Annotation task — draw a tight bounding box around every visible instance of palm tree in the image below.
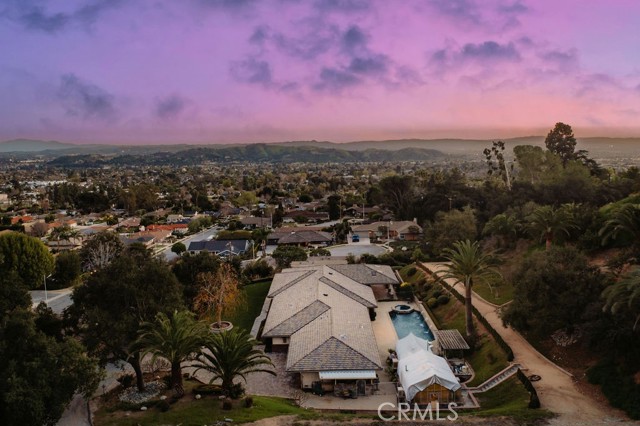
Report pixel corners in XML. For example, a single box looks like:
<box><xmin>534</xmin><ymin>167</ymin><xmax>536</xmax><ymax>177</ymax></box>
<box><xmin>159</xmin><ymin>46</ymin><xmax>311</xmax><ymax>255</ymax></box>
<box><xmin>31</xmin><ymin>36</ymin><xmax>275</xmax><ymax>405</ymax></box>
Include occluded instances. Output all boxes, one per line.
<box><xmin>134</xmin><ymin>310</ymin><xmax>209</xmax><ymax>396</ymax></box>
<box><xmin>602</xmin><ymin>267</ymin><xmax>640</xmax><ymax>331</ymax></box>
<box><xmin>439</xmin><ymin>240</ymin><xmax>499</xmax><ymax>338</ymax></box>
<box><xmin>526</xmin><ymin>205</ymin><xmax>576</xmax><ymax>251</ymax></box>
<box><xmin>482</xmin><ymin>213</ymin><xmax>520</xmax><ymax>248</ymax></box>
<box><xmin>599</xmin><ymin>204</ymin><xmax>640</xmax><ymax>249</ymax></box>
<box><xmin>193</xmin><ymin>328</ymin><xmax>275</xmax><ymax>396</ymax></box>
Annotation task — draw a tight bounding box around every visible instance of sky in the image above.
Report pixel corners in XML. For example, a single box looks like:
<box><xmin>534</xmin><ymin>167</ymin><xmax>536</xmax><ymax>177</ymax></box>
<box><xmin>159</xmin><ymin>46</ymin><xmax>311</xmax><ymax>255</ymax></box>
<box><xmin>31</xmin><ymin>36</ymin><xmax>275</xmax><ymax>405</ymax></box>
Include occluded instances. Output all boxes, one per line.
<box><xmin>1</xmin><ymin>0</ymin><xmax>640</xmax><ymax>144</ymax></box>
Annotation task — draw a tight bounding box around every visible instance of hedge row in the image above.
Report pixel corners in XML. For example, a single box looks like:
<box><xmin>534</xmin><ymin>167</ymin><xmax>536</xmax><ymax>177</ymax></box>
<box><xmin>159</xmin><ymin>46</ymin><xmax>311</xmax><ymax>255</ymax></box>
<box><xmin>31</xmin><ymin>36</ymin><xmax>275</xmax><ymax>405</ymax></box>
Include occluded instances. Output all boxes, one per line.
<box><xmin>516</xmin><ymin>369</ymin><xmax>541</xmax><ymax>409</ymax></box>
<box><xmin>416</xmin><ymin>264</ymin><xmax>515</xmax><ymax>362</ymax></box>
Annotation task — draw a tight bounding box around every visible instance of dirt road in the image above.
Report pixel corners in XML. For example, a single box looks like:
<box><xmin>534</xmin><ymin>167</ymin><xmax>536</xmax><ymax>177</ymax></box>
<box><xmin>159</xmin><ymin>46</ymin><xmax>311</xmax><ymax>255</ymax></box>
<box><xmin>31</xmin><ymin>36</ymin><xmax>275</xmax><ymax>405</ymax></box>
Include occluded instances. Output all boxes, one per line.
<box><xmin>422</xmin><ymin>263</ymin><xmax>632</xmax><ymax>426</ymax></box>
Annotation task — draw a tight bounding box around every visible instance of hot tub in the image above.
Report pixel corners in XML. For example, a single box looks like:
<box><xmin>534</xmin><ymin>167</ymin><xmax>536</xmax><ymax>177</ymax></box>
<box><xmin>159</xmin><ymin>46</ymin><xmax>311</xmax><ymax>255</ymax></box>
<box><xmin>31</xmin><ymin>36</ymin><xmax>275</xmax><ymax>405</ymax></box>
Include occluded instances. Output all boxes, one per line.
<box><xmin>393</xmin><ymin>304</ymin><xmax>414</xmax><ymax>314</ymax></box>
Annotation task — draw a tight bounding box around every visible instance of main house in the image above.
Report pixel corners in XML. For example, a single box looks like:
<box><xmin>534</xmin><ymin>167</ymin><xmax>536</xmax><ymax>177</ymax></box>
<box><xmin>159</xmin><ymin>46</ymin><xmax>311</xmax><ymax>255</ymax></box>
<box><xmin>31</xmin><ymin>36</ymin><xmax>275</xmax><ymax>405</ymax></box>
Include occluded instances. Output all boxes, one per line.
<box><xmin>260</xmin><ymin>264</ymin><xmax>399</xmax><ymax>395</ymax></box>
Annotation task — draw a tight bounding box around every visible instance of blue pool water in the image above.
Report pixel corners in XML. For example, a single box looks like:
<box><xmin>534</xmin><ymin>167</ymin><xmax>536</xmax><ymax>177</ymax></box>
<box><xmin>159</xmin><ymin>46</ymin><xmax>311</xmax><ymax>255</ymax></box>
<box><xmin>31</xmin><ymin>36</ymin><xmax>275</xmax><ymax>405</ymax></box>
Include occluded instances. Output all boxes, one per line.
<box><xmin>390</xmin><ymin>310</ymin><xmax>435</xmax><ymax>341</ymax></box>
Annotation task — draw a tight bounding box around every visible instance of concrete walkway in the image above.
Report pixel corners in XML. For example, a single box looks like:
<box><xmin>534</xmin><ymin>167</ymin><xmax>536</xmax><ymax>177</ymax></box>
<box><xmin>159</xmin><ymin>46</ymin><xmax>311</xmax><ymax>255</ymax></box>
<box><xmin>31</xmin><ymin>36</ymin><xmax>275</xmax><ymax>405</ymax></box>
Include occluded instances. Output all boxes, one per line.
<box><xmin>422</xmin><ymin>262</ymin><xmax>631</xmax><ymax>426</ymax></box>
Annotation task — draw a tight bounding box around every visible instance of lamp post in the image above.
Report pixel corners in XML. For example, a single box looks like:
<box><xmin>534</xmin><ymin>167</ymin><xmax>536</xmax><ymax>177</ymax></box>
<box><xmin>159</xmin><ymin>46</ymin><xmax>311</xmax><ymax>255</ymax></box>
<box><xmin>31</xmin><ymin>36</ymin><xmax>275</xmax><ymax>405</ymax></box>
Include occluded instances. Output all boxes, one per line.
<box><xmin>43</xmin><ymin>273</ymin><xmax>52</xmax><ymax>304</ymax></box>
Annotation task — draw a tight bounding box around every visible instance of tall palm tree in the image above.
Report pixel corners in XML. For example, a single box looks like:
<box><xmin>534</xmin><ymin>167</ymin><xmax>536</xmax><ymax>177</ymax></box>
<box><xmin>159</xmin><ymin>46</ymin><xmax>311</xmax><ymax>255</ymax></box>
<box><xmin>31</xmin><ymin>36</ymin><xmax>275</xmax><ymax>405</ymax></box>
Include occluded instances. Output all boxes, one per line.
<box><xmin>599</xmin><ymin>204</ymin><xmax>640</xmax><ymax>249</ymax></box>
<box><xmin>193</xmin><ymin>328</ymin><xmax>275</xmax><ymax>396</ymax></box>
<box><xmin>134</xmin><ymin>310</ymin><xmax>209</xmax><ymax>396</ymax></box>
<box><xmin>603</xmin><ymin>267</ymin><xmax>640</xmax><ymax>331</ymax></box>
<box><xmin>526</xmin><ymin>205</ymin><xmax>576</xmax><ymax>251</ymax></box>
<box><xmin>439</xmin><ymin>240</ymin><xmax>499</xmax><ymax>338</ymax></box>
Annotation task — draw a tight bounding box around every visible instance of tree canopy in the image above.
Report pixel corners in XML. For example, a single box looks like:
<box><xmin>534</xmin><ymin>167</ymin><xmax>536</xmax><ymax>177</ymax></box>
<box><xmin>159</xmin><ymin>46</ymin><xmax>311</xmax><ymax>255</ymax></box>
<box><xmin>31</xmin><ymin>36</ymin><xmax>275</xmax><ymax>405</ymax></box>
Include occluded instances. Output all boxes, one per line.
<box><xmin>545</xmin><ymin>122</ymin><xmax>577</xmax><ymax>167</ymax></box>
<box><xmin>68</xmin><ymin>247</ymin><xmax>184</xmax><ymax>391</ymax></box>
<box><xmin>0</xmin><ymin>232</ymin><xmax>54</xmax><ymax>289</ymax></box>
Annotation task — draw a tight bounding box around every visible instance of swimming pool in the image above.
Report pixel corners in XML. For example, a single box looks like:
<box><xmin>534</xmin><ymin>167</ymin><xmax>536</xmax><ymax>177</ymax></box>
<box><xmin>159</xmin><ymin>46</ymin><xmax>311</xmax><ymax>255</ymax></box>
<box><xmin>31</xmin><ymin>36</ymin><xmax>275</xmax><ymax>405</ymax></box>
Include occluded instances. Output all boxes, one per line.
<box><xmin>390</xmin><ymin>310</ymin><xmax>434</xmax><ymax>341</ymax></box>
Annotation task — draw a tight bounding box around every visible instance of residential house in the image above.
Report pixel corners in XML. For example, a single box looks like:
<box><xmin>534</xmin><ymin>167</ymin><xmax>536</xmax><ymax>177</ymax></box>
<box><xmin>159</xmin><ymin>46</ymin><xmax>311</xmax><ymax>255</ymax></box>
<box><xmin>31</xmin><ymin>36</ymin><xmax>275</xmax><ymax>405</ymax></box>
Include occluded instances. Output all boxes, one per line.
<box><xmin>260</xmin><ymin>264</ymin><xmax>399</xmax><ymax>395</ymax></box>
<box><xmin>352</xmin><ymin>220</ymin><xmax>423</xmax><ymax>241</ymax></box>
<box><xmin>187</xmin><ymin>239</ymin><xmax>250</xmax><ymax>257</ymax></box>
<box><xmin>267</xmin><ymin>229</ymin><xmax>332</xmax><ymax>247</ymax></box>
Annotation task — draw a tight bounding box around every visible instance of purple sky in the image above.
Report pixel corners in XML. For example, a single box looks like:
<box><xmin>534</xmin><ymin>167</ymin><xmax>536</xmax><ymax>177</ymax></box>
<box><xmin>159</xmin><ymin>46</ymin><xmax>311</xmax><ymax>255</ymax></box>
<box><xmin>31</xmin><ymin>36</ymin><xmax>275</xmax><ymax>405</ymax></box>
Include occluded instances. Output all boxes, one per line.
<box><xmin>1</xmin><ymin>0</ymin><xmax>640</xmax><ymax>144</ymax></box>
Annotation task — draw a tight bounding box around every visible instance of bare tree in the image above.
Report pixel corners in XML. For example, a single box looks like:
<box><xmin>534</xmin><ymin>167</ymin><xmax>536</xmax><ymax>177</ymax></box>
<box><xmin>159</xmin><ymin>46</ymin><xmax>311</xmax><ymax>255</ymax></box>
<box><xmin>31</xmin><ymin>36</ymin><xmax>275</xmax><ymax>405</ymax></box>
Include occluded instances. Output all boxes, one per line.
<box><xmin>193</xmin><ymin>263</ymin><xmax>244</xmax><ymax>327</ymax></box>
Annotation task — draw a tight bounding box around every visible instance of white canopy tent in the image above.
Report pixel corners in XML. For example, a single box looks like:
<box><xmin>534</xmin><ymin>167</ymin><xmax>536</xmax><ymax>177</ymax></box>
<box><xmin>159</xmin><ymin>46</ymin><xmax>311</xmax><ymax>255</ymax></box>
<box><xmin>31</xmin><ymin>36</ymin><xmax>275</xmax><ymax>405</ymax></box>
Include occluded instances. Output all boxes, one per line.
<box><xmin>396</xmin><ymin>333</ymin><xmax>461</xmax><ymax>402</ymax></box>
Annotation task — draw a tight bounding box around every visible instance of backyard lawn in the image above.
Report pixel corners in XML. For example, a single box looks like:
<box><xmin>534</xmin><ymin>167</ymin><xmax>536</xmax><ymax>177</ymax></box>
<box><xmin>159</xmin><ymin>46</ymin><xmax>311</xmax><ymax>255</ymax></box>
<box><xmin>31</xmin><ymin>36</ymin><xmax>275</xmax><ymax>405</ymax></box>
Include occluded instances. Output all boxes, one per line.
<box><xmin>95</xmin><ymin>394</ymin><xmax>309</xmax><ymax>426</ymax></box>
<box><xmin>429</xmin><ymin>293</ymin><xmax>509</xmax><ymax>387</ymax></box>
<box><xmin>472</xmin><ymin>276</ymin><xmax>514</xmax><ymax>306</ymax></box>
<box><xmin>471</xmin><ymin>377</ymin><xmax>553</xmax><ymax>422</ymax></box>
<box><xmin>226</xmin><ymin>279</ymin><xmax>271</xmax><ymax>332</ymax></box>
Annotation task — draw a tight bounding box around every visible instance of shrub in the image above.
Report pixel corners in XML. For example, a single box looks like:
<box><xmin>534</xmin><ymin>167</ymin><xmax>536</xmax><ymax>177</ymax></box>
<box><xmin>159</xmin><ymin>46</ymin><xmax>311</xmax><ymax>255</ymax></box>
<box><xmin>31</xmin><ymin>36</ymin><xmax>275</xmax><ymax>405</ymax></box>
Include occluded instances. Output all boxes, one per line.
<box><xmin>228</xmin><ymin>383</ymin><xmax>245</xmax><ymax>399</ymax></box>
<box><xmin>157</xmin><ymin>400</ymin><xmax>170</xmax><ymax>412</ymax></box>
<box><xmin>117</xmin><ymin>374</ymin><xmax>135</xmax><ymax>389</ymax></box>
<box><xmin>432</xmin><ymin>290</ymin><xmax>442</xmax><ymax>299</ymax></box>
<box><xmin>587</xmin><ymin>360</ymin><xmax>640</xmax><ymax>419</ymax></box>
<box><xmin>427</xmin><ymin>297</ymin><xmax>438</xmax><ymax>309</ymax></box>
<box><xmin>192</xmin><ymin>384</ymin><xmax>224</xmax><ymax>395</ymax></box>
<box><xmin>437</xmin><ymin>295</ymin><xmax>450</xmax><ymax>305</ymax></box>
<box><xmin>407</xmin><ymin>266</ymin><xmax>417</xmax><ymax>277</ymax></box>
<box><xmin>244</xmin><ymin>396</ymin><xmax>254</xmax><ymax>408</ymax></box>
<box><xmin>222</xmin><ymin>399</ymin><xmax>233</xmax><ymax>410</ymax></box>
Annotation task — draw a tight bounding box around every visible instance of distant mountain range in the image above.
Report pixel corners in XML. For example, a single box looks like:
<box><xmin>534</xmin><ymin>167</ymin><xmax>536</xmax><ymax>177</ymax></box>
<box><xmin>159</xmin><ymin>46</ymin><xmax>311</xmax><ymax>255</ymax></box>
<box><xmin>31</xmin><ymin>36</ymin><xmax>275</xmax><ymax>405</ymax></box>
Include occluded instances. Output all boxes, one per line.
<box><xmin>46</xmin><ymin>144</ymin><xmax>446</xmax><ymax>167</ymax></box>
<box><xmin>0</xmin><ymin>136</ymin><xmax>638</xmax><ymax>159</ymax></box>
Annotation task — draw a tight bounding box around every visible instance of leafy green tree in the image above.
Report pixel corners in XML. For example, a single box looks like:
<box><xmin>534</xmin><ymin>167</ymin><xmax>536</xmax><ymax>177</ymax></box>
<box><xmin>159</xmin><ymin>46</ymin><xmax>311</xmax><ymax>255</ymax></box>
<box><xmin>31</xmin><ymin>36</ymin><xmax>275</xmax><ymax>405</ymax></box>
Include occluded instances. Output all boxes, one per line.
<box><xmin>379</xmin><ymin>175</ymin><xmax>414</xmax><ymax>219</ymax></box>
<box><xmin>328</xmin><ymin>195</ymin><xmax>341</xmax><ymax>220</ymax></box>
<box><xmin>134</xmin><ymin>310</ymin><xmax>208</xmax><ymax>396</ymax></box>
<box><xmin>272</xmin><ymin>245</ymin><xmax>308</xmax><ymax>269</ymax></box>
<box><xmin>68</xmin><ymin>248</ymin><xmax>184</xmax><ymax>391</ymax></box>
<box><xmin>193</xmin><ymin>329</ymin><xmax>275</xmax><ymax>397</ymax></box>
<box><xmin>503</xmin><ymin>246</ymin><xmax>605</xmax><ymax>337</ymax></box>
<box><xmin>482</xmin><ymin>213</ymin><xmax>520</xmax><ymax>248</ymax></box>
<box><xmin>513</xmin><ymin>145</ymin><xmax>562</xmax><ymax>185</ymax></box>
<box><xmin>188</xmin><ymin>216</ymin><xmax>213</xmax><ymax>233</ymax></box>
<box><xmin>438</xmin><ymin>240</ymin><xmax>499</xmax><ymax>338</ymax></box>
<box><xmin>424</xmin><ymin>206</ymin><xmax>477</xmax><ymax>256</ymax></box>
<box><xmin>310</xmin><ymin>247</ymin><xmax>331</xmax><ymax>257</ymax></box>
<box><xmin>526</xmin><ymin>205</ymin><xmax>576</xmax><ymax>250</ymax></box>
<box><xmin>49</xmin><ymin>251</ymin><xmax>81</xmax><ymax>289</ymax></box>
<box><xmin>242</xmin><ymin>259</ymin><xmax>274</xmax><ymax>280</ymax></box>
<box><xmin>0</xmin><ymin>232</ymin><xmax>54</xmax><ymax>289</ymax></box>
<box><xmin>602</xmin><ymin>267</ymin><xmax>640</xmax><ymax>331</ymax></box>
<box><xmin>173</xmin><ymin>251</ymin><xmax>221</xmax><ymax>309</ymax></box>
<box><xmin>0</xmin><ymin>269</ymin><xmax>101</xmax><ymax>426</ymax></box>
<box><xmin>333</xmin><ymin>219</ymin><xmax>352</xmax><ymax>244</ymax></box>
<box><xmin>545</xmin><ymin>122</ymin><xmax>577</xmax><ymax>167</ymax></box>
<box><xmin>171</xmin><ymin>242</ymin><xmax>187</xmax><ymax>256</ymax></box>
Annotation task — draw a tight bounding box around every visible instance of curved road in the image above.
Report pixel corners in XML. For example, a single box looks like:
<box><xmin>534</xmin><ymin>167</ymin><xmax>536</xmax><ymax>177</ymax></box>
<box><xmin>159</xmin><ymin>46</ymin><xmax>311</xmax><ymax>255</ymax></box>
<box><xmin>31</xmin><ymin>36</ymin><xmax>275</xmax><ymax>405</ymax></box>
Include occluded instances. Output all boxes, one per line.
<box><xmin>422</xmin><ymin>262</ymin><xmax>630</xmax><ymax>426</ymax></box>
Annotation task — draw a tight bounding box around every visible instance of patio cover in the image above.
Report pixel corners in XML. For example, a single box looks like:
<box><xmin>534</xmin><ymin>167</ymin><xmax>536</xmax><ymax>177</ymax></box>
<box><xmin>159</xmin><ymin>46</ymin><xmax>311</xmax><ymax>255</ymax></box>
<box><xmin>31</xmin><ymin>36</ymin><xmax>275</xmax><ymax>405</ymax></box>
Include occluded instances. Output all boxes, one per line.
<box><xmin>396</xmin><ymin>333</ymin><xmax>461</xmax><ymax>402</ymax></box>
<box><xmin>318</xmin><ymin>370</ymin><xmax>377</xmax><ymax>380</ymax></box>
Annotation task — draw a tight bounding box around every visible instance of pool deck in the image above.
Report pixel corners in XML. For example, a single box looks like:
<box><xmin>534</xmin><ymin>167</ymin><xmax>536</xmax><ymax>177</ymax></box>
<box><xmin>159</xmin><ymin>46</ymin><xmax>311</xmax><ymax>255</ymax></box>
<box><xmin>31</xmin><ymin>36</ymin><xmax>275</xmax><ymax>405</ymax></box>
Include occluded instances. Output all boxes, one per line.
<box><xmin>302</xmin><ymin>300</ymin><xmax>480</xmax><ymax>411</ymax></box>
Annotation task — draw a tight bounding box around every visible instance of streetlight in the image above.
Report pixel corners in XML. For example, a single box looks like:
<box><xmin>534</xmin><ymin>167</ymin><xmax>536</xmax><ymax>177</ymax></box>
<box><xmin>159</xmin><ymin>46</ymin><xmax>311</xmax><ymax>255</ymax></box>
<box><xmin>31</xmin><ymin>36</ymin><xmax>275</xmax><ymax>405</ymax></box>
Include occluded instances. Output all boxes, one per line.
<box><xmin>43</xmin><ymin>273</ymin><xmax>52</xmax><ymax>304</ymax></box>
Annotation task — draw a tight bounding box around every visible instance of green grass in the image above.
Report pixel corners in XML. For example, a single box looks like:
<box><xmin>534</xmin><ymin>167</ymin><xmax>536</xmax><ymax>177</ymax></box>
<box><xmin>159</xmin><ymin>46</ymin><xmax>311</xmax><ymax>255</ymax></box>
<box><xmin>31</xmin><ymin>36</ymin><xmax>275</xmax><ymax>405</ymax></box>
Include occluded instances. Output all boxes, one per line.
<box><xmin>473</xmin><ymin>276</ymin><xmax>514</xmax><ymax>305</ymax></box>
<box><xmin>95</xmin><ymin>395</ymin><xmax>310</xmax><ymax>426</ymax></box>
<box><xmin>398</xmin><ymin>264</ymin><xmax>427</xmax><ymax>285</ymax></box>
<box><xmin>471</xmin><ymin>377</ymin><xmax>553</xmax><ymax>422</ymax></box>
<box><xmin>226</xmin><ymin>279</ymin><xmax>271</xmax><ymax>332</ymax></box>
<box><xmin>427</xmin><ymin>280</ymin><xmax>509</xmax><ymax>387</ymax></box>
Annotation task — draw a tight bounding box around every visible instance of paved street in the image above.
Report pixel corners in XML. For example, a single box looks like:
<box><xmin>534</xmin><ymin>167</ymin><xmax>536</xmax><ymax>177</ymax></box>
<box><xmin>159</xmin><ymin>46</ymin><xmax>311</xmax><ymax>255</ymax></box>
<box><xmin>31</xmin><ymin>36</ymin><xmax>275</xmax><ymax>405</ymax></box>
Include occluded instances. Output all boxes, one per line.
<box><xmin>159</xmin><ymin>226</ymin><xmax>219</xmax><ymax>262</ymax></box>
<box><xmin>30</xmin><ymin>288</ymin><xmax>73</xmax><ymax>315</ymax></box>
<box><xmin>328</xmin><ymin>236</ymin><xmax>387</xmax><ymax>257</ymax></box>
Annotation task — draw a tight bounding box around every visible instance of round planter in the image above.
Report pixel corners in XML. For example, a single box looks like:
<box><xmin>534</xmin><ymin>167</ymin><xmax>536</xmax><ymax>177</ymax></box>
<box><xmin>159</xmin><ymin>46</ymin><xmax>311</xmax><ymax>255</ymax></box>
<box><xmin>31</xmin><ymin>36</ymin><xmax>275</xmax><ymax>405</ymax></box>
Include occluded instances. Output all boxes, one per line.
<box><xmin>211</xmin><ymin>321</ymin><xmax>233</xmax><ymax>333</ymax></box>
